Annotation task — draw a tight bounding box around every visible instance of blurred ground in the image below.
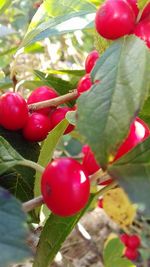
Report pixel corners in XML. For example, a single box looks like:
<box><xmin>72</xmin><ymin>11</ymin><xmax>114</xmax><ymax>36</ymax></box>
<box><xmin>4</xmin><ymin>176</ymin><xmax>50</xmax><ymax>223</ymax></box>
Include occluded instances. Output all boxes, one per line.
<box><xmin>13</xmin><ymin>208</ymin><xmax>118</xmax><ymax>267</ymax></box>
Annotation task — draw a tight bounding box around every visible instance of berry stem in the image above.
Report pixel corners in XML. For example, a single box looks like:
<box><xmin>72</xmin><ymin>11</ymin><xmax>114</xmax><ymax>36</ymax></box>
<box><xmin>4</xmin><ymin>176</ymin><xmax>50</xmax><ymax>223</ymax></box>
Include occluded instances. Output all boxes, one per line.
<box><xmin>95</xmin><ymin>181</ymin><xmax>117</xmax><ymax>197</ymax></box>
<box><xmin>22</xmin><ymin>195</ymin><xmax>44</xmax><ymax>213</ymax></box>
<box><xmin>136</xmin><ymin>3</ymin><xmax>148</xmax><ymax>22</ymax></box>
<box><xmin>28</xmin><ymin>90</ymin><xmax>77</xmax><ymax>111</ymax></box>
<box><xmin>19</xmin><ymin>159</ymin><xmax>45</xmax><ymax>174</ymax></box>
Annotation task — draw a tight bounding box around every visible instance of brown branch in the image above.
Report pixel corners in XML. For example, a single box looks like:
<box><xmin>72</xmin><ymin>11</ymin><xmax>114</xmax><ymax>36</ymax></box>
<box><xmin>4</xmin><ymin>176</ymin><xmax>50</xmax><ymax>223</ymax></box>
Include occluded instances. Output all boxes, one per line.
<box><xmin>22</xmin><ymin>195</ymin><xmax>44</xmax><ymax>213</ymax></box>
<box><xmin>28</xmin><ymin>90</ymin><xmax>78</xmax><ymax>111</ymax></box>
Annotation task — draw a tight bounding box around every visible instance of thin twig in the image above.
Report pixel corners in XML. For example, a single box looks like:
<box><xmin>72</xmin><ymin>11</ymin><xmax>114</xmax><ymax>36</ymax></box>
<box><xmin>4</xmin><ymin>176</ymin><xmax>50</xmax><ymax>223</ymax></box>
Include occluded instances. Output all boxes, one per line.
<box><xmin>28</xmin><ymin>90</ymin><xmax>77</xmax><ymax>111</ymax></box>
<box><xmin>22</xmin><ymin>196</ymin><xmax>44</xmax><ymax>213</ymax></box>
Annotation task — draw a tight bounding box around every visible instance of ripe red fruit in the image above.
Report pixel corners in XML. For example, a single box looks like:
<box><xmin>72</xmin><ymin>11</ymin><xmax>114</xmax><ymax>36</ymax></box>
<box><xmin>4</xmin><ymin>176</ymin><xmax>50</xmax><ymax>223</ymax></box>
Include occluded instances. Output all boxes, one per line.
<box><xmin>124</xmin><ymin>247</ymin><xmax>139</xmax><ymax>261</ymax></box>
<box><xmin>134</xmin><ymin>18</ymin><xmax>150</xmax><ymax>48</ymax></box>
<box><xmin>99</xmin><ymin>178</ymin><xmax>113</xmax><ymax>186</ymax></box>
<box><xmin>140</xmin><ymin>3</ymin><xmax>150</xmax><ymax>21</ymax></box>
<box><xmin>127</xmin><ymin>235</ymin><xmax>141</xmax><ymax>249</ymax></box>
<box><xmin>95</xmin><ymin>0</ymin><xmax>135</xmax><ymax>40</ymax></box>
<box><xmin>85</xmin><ymin>50</ymin><xmax>99</xmax><ymax>73</ymax></box>
<box><xmin>23</xmin><ymin>113</ymin><xmax>51</xmax><ymax>142</ymax></box>
<box><xmin>77</xmin><ymin>74</ymin><xmax>92</xmax><ymax>96</ymax></box>
<box><xmin>0</xmin><ymin>92</ymin><xmax>28</xmax><ymax>130</ymax></box>
<box><xmin>41</xmin><ymin>158</ymin><xmax>90</xmax><ymax>216</ymax></box>
<box><xmin>82</xmin><ymin>145</ymin><xmax>100</xmax><ymax>176</ymax></box>
<box><xmin>50</xmin><ymin>107</ymin><xmax>75</xmax><ymax>134</ymax></box>
<box><xmin>115</xmin><ymin>117</ymin><xmax>150</xmax><ymax>160</ymax></box>
<box><xmin>125</xmin><ymin>0</ymin><xmax>139</xmax><ymax>17</ymax></box>
<box><xmin>120</xmin><ymin>233</ymin><xmax>130</xmax><ymax>246</ymax></box>
<box><xmin>98</xmin><ymin>198</ymin><xmax>103</xmax><ymax>208</ymax></box>
<box><xmin>27</xmin><ymin>86</ymin><xmax>58</xmax><ymax>115</ymax></box>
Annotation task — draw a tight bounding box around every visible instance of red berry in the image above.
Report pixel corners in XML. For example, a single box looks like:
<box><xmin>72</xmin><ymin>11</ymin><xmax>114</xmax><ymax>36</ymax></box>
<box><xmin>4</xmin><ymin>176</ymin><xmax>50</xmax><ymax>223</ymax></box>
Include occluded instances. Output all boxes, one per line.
<box><xmin>81</xmin><ymin>145</ymin><xmax>100</xmax><ymax>176</ymax></box>
<box><xmin>124</xmin><ymin>247</ymin><xmax>139</xmax><ymax>261</ymax></box>
<box><xmin>41</xmin><ymin>158</ymin><xmax>90</xmax><ymax>216</ymax></box>
<box><xmin>127</xmin><ymin>235</ymin><xmax>141</xmax><ymax>249</ymax></box>
<box><xmin>134</xmin><ymin>18</ymin><xmax>150</xmax><ymax>48</ymax></box>
<box><xmin>85</xmin><ymin>50</ymin><xmax>99</xmax><ymax>73</ymax></box>
<box><xmin>27</xmin><ymin>86</ymin><xmax>58</xmax><ymax>115</ymax></box>
<box><xmin>140</xmin><ymin>3</ymin><xmax>150</xmax><ymax>21</ymax></box>
<box><xmin>50</xmin><ymin>107</ymin><xmax>75</xmax><ymax>134</ymax></box>
<box><xmin>99</xmin><ymin>178</ymin><xmax>113</xmax><ymax>186</ymax></box>
<box><xmin>77</xmin><ymin>74</ymin><xmax>92</xmax><ymax>96</ymax></box>
<box><xmin>120</xmin><ymin>233</ymin><xmax>130</xmax><ymax>246</ymax></box>
<box><xmin>125</xmin><ymin>0</ymin><xmax>139</xmax><ymax>17</ymax></box>
<box><xmin>95</xmin><ymin>0</ymin><xmax>135</xmax><ymax>40</ymax></box>
<box><xmin>98</xmin><ymin>198</ymin><xmax>103</xmax><ymax>208</ymax></box>
<box><xmin>115</xmin><ymin>117</ymin><xmax>150</xmax><ymax>160</ymax></box>
<box><xmin>0</xmin><ymin>92</ymin><xmax>28</xmax><ymax>130</ymax></box>
<box><xmin>23</xmin><ymin>113</ymin><xmax>51</xmax><ymax>142</ymax></box>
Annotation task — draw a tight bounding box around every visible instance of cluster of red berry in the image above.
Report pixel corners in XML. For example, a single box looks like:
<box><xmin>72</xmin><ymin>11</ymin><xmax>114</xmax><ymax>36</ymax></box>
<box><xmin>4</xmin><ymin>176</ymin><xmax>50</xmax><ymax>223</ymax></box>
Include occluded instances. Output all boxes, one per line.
<box><xmin>121</xmin><ymin>233</ymin><xmax>141</xmax><ymax>261</ymax></box>
<box><xmin>0</xmin><ymin>86</ymin><xmax>75</xmax><ymax>142</ymax></box>
<box><xmin>95</xmin><ymin>0</ymin><xmax>150</xmax><ymax>48</ymax></box>
<box><xmin>77</xmin><ymin>50</ymin><xmax>100</xmax><ymax>96</ymax></box>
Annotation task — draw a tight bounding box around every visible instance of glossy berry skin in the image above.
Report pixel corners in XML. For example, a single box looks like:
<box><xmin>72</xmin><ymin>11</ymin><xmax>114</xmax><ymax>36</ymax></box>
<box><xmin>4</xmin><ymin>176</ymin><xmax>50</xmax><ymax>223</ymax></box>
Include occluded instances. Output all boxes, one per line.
<box><xmin>23</xmin><ymin>113</ymin><xmax>51</xmax><ymax>142</ymax></box>
<box><xmin>127</xmin><ymin>235</ymin><xmax>141</xmax><ymax>249</ymax></box>
<box><xmin>27</xmin><ymin>86</ymin><xmax>58</xmax><ymax>115</ymax></box>
<box><xmin>98</xmin><ymin>198</ymin><xmax>103</xmax><ymax>208</ymax></box>
<box><xmin>77</xmin><ymin>74</ymin><xmax>92</xmax><ymax>96</ymax></box>
<box><xmin>50</xmin><ymin>107</ymin><xmax>75</xmax><ymax>134</ymax></box>
<box><xmin>115</xmin><ymin>117</ymin><xmax>150</xmax><ymax>160</ymax></box>
<box><xmin>125</xmin><ymin>0</ymin><xmax>139</xmax><ymax>17</ymax></box>
<box><xmin>95</xmin><ymin>0</ymin><xmax>135</xmax><ymax>40</ymax></box>
<box><xmin>140</xmin><ymin>3</ymin><xmax>150</xmax><ymax>21</ymax></box>
<box><xmin>41</xmin><ymin>158</ymin><xmax>90</xmax><ymax>216</ymax></box>
<box><xmin>85</xmin><ymin>50</ymin><xmax>99</xmax><ymax>73</ymax></box>
<box><xmin>0</xmin><ymin>92</ymin><xmax>28</xmax><ymax>130</ymax></box>
<box><xmin>134</xmin><ymin>18</ymin><xmax>150</xmax><ymax>48</ymax></box>
<box><xmin>124</xmin><ymin>247</ymin><xmax>139</xmax><ymax>261</ymax></box>
<box><xmin>82</xmin><ymin>145</ymin><xmax>100</xmax><ymax>176</ymax></box>
<box><xmin>120</xmin><ymin>233</ymin><xmax>130</xmax><ymax>246</ymax></box>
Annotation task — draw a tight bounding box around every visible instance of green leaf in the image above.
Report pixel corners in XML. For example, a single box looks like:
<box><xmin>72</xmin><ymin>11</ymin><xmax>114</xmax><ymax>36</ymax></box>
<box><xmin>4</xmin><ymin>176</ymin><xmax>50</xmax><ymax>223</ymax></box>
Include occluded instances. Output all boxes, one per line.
<box><xmin>19</xmin><ymin>11</ymin><xmax>95</xmax><ymax>48</ymax></box>
<box><xmin>104</xmin><ymin>238</ymin><xmax>135</xmax><ymax>267</ymax></box>
<box><xmin>33</xmin><ymin>194</ymin><xmax>95</xmax><ymax>267</ymax></box>
<box><xmin>139</xmin><ymin>95</ymin><xmax>150</xmax><ymax>126</ymax></box>
<box><xmin>43</xmin><ymin>0</ymin><xmax>96</xmax><ymax>17</ymax></box>
<box><xmin>77</xmin><ymin>35</ymin><xmax>150</xmax><ymax>169</ymax></box>
<box><xmin>0</xmin><ymin>136</ymin><xmax>24</xmax><ymax>175</ymax></box>
<box><xmin>108</xmin><ymin>137</ymin><xmax>150</xmax><ymax>216</ymax></box>
<box><xmin>46</xmin><ymin>69</ymin><xmax>85</xmax><ymax>77</ymax></box>
<box><xmin>0</xmin><ymin>187</ymin><xmax>31</xmax><ymax>267</ymax></box>
<box><xmin>66</xmin><ymin>111</ymin><xmax>77</xmax><ymax>125</ymax></box>
<box><xmin>0</xmin><ymin>0</ymin><xmax>11</xmax><ymax>15</ymax></box>
<box><xmin>34</xmin><ymin>119</ymin><xmax>68</xmax><ymax>199</ymax></box>
<box><xmin>34</xmin><ymin>70</ymin><xmax>76</xmax><ymax>106</ymax></box>
<box><xmin>0</xmin><ymin>128</ymin><xmax>40</xmax><ymax>220</ymax></box>
<box><xmin>138</xmin><ymin>0</ymin><xmax>150</xmax><ymax>10</ymax></box>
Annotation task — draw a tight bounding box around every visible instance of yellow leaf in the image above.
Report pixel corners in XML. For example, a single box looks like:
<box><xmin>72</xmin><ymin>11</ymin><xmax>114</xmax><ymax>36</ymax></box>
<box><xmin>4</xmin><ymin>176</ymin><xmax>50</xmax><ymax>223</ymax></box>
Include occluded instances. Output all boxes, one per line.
<box><xmin>103</xmin><ymin>188</ymin><xmax>136</xmax><ymax>228</ymax></box>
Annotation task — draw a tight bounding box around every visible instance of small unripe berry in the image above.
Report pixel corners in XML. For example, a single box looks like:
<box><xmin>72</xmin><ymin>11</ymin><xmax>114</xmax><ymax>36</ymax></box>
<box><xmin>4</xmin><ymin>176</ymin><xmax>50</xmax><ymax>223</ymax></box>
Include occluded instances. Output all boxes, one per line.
<box><xmin>23</xmin><ymin>113</ymin><xmax>51</xmax><ymax>142</ymax></box>
<box><xmin>27</xmin><ymin>86</ymin><xmax>58</xmax><ymax>115</ymax></box>
<box><xmin>95</xmin><ymin>0</ymin><xmax>135</xmax><ymax>40</ymax></box>
<box><xmin>98</xmin><ymin>198</ymin><xmax>103</xmax><ymax>208</ymax></box>
<box><xmin>85</xmin><ymin>50</ymin><xmax>99</xmax><ymax>73</ymax></box>
<box><xmin>41</xmin><ymin>158</ymin><xmax>90</xmax><ymax>216</ymax></box>
<box><xmin>0</xmin><ymin>92</ymin><xmax>28</xmax><ymax>130</ymax></box>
